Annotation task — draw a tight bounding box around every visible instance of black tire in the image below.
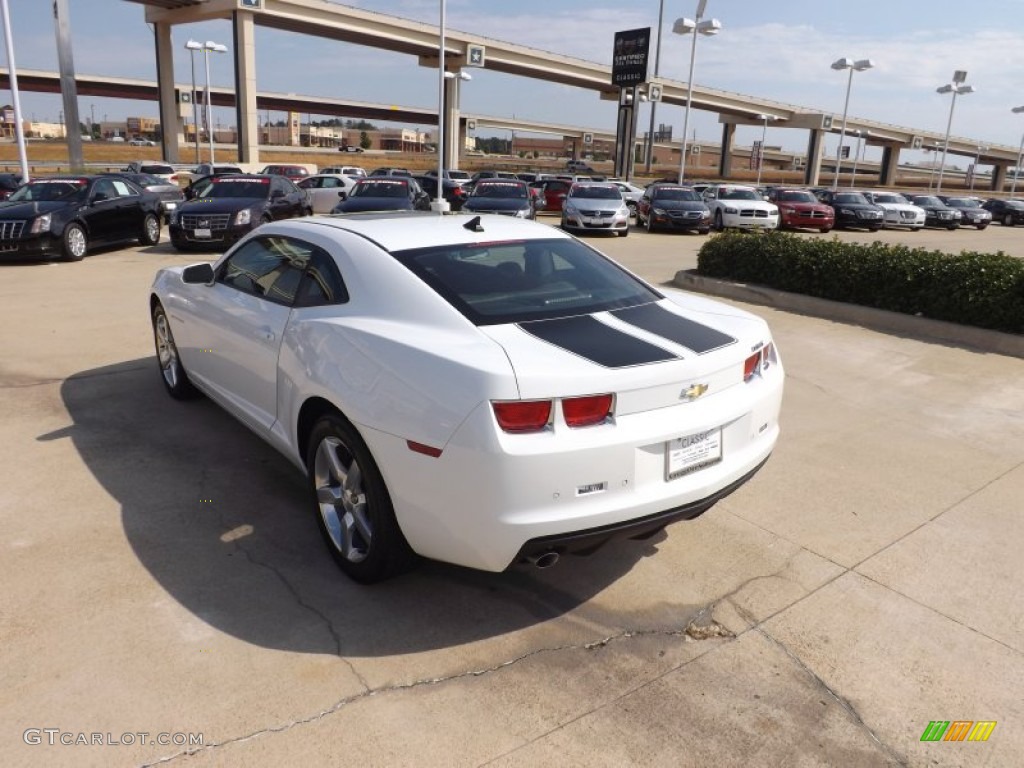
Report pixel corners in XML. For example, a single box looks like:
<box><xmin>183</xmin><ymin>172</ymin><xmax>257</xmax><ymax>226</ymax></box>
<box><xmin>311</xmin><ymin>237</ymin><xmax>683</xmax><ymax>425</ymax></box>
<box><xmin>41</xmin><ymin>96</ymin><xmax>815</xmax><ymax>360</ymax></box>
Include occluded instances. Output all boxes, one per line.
<box><xmin>819</xmin><ymin>227</ymin><xmax>832</xmax><ymax>234</ymax></box>
<box><xmin>976</xmin><ymin>223</ymin><xmax>988</xmax><ymax>230</ymax></box>
<box><xmin>868</xmin><ymin>226</ymin><xmax>882</xmax><ymax>232</ymax></box>
<box><xmin>645</xmin><ymin>213</ymin><xmax>655</xmax><ymax>233</ymax></box>
<box><xmin>62</xmin><ymin>222</ymin><xmax>87</xmax><ymax>262</ymax></box>
<box><xmin>303</xmin><ymin>207</ymin><xmax>313</xmax><ymax>217</ymax></box>
<box><xmin>619</xmin><ymin>227</ymin><xmax>629</xmax><ymax>237</ymax></box>
<box><xmin>307</xmin><ymin>413</ymin><xmax>416</xmax><ymax>584</ymax></box>
<box><xmin>626</xmin><ymin>201</ymin><xmax>637</xmax><ymax>217</ymax></box>
<box><xmin>1003</xmin><ymin>213</ymin><xmax>1014</xmax><ymax>227</ymax></box>
<box><xmin>714</xmin><ymin>210</ymin><xmax>724</xmax><ymax>231</ymax></box>
<box><xmin>152</xmin><ymin>303</ymin><xmax>200</xmax><ymax>400</ymax></box>
<box><xmin>698</xmin><ymin>228</ymin><xmax>710</xmax><ymax>235</ymax></box>
<box><xmin>139</xmin><ymin>212</ymin><xmax>161</xmax><ymax>246</ymax></box>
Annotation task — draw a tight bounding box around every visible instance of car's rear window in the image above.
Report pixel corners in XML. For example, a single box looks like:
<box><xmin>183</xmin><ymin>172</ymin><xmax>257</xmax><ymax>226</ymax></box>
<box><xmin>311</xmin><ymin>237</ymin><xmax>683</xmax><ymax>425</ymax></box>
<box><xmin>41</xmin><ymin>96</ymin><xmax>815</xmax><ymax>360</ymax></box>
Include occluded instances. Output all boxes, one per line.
<box><xmin>390</xmin><ymin>237</ymin><xmax>660</xmax><ymax>326</ymax></box>
<box><xmin>140</xmin><ymin>164</ymin><xmax>174</xmax><ymax>175</ymax></box>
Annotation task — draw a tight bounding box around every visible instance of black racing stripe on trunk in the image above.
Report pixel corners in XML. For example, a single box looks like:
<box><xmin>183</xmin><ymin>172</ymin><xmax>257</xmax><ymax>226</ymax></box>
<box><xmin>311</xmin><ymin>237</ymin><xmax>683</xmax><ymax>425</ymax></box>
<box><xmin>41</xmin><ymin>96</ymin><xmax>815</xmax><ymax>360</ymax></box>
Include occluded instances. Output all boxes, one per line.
<box><xmin>611</xmin><ymin>303</ymin><xmax>736</xmax><ymax>354</ymax></box>
<box><xmin>518</xmin><ymin>315</ymin><xmax>678</xmax><ymax>368</ymax></box>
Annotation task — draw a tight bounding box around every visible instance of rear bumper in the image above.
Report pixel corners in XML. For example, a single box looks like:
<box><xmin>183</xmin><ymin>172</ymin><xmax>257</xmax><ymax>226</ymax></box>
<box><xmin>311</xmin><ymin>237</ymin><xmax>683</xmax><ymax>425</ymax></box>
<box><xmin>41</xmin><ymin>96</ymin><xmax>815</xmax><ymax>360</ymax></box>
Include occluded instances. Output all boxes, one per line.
<box><xmin>514</xmin><ymin>454</ymin><xmax>770</xmax><ymax>562</ymax></box>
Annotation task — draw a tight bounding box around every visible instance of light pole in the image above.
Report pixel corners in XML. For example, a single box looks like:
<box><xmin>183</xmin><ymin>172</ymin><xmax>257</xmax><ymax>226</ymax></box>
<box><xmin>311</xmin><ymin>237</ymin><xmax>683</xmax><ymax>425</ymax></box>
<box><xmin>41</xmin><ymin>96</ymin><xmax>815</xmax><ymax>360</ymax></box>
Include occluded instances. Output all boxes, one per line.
<box><xmin>935</xmin><ymin>71</ymin><xmax>973</xmax><ymax>193</ymax></box>
<box><xmin>1010</xmin><ymin>106</ymin><xmax>1024</xmax><ymax>198</ymax></box>
<box><xmin>199</xmin><ymin>40</ymin><xmax>227</xmax><ymax>164</ymax></box>
<box><xmin>0</xmin><ymin>0</ymin><xmax>29</xmax><ymax>182</ymax></box>
<box><xmin>927</xmin><ymin>141</ymin><xmax>942</xmax><ymax>192</ymax></box>
<box><xmin>755</xmin><ymin>113</ymin><xmax>776</xmax><ymax>187</ymax></box>
<box><xmin>673</xmin><ymin>1</ymin><xmax>721</xmax><ymax>183</ymax></box>
<box><xmin>830</xmin><ymin>57</ymin><xmax>874</xmax><ymax>190</ymax></box>
<box><xmin>185</xmin><ymin>40</ymin><xmax>202</xmax><ymax>164</ymax></box>
<box><xmin>849</xmin><ymin>129</ymin><xmax>870</xmax><ymax>187</ymax></box>
<box><xmin>969</xmin><ymin>144</ymin><xmax>987</xmax><ymax>192</ymax></box>
<box><xmin>643</xmin><ymin>0</ymin><xmax>665</xmax><ymax>172</ymax></box>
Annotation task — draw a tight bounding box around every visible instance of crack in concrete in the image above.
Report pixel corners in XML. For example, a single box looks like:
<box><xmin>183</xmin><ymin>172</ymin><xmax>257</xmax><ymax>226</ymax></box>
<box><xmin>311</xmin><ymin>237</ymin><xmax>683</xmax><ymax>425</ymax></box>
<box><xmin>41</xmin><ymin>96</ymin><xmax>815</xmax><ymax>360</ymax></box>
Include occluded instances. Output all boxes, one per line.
<box><xmin>751</xmin><ymin>625</ymin><xmax>908</xmax><ymax>767</ymax></box>
<box><xmin>136</xmin><ymin>616</ymin><xmax>734</xmax><ymax>767</ymax></box>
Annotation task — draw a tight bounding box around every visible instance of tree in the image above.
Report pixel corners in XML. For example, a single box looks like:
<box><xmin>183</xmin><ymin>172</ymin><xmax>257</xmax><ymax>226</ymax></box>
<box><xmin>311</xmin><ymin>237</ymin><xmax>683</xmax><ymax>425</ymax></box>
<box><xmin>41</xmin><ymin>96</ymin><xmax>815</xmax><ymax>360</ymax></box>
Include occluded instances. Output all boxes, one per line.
<box><xmin>359</xmin><ymin>131</ymin><xmax>371</xmax><ymax>150</ymax></box>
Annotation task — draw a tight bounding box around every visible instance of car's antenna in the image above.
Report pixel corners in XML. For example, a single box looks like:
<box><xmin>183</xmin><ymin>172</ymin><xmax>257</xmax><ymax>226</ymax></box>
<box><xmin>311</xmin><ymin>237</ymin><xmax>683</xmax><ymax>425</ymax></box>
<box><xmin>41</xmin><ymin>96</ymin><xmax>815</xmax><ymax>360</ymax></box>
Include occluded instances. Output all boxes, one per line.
<box><xmin>463</xmin><ymin>216</ymin><xmax>484</xmax><ymax>232</ymax></box>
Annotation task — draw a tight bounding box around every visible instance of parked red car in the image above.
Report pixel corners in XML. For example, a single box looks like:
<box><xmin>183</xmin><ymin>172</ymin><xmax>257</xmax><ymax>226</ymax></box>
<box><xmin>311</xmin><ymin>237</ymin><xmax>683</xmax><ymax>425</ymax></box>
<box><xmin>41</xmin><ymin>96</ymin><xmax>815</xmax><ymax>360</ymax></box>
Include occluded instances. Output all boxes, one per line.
<box><xmin>767</xmin><ymin>188</ymin><xmax>835</xmax><ymax>233</ymax></box>
<box><xmin>530</xmin><ymin>179</ymin><xmax>572</xmax><ymax>212</ymax></box>
<box><xmin>258</xmin><ymin>164</ymin><xmax>311</xmax><ymax>182</ymax></box>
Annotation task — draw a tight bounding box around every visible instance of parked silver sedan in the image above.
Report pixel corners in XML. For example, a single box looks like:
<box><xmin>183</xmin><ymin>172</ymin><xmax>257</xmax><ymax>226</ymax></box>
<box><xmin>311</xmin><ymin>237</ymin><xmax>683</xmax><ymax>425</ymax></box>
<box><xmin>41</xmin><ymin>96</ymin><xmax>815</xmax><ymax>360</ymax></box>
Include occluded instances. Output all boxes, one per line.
<box><xmin>560</xmin><ymin>182</ymin><xmax>631</xmax><ymax>236</ymax></box>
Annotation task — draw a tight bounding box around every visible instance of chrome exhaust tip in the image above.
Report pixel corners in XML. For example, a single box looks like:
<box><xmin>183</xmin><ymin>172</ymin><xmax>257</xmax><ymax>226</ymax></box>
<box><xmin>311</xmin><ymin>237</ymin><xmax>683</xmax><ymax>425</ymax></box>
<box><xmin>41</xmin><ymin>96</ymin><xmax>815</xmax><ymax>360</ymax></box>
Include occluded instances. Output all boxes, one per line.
<box><xmin>527</xmin><ymin>551</ymin><xmax>560</xmax><ymax>569</ymax></box>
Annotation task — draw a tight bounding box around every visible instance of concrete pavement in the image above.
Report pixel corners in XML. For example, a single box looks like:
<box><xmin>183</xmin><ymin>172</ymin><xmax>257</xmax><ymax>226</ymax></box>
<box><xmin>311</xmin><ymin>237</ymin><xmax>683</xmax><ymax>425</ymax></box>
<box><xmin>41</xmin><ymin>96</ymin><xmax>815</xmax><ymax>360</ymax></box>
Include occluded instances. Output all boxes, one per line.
<box><xmin>1</xmin><ymin>224</ymin><xmax>1021</xmax><ymax>767</ymax></box>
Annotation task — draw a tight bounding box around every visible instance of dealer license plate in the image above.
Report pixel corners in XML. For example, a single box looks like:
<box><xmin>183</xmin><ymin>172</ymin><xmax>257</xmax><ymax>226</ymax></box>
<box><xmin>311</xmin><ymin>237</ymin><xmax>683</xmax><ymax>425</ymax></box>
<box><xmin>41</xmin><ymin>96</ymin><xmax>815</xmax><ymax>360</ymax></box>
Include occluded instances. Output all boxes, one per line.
<box><xmin>193</xmin><ymin>228</ymin><xmax>211</xmax><ymax>239</ymax></box>
<box><xmin>666</xmin><ymin>428</ymin><xmax>722</xmax><ymax>480</ymax></box>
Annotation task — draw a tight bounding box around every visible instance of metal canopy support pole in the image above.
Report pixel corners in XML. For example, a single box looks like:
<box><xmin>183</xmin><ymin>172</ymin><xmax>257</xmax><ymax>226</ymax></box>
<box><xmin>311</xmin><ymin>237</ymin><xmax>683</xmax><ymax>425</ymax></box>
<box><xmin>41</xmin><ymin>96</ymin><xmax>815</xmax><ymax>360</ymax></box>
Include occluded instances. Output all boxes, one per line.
<box><xmin>154</xmin><ymin>21</ymin><xmax>180</xmax><ymax>163</ymax></box>
<box><xmin>53</xmin><ymin>0</ymin><xmax>83</xmax><ymax>170</ymax></box>
<box><xmin>1</xmin><ymin>0</ymin><xmax>29</xmax><ymax>181</ymax></box>
<box><xmin>233</xmin><ymin>11</ymin><xmax>259</xmax><ymax>164</ymax></box>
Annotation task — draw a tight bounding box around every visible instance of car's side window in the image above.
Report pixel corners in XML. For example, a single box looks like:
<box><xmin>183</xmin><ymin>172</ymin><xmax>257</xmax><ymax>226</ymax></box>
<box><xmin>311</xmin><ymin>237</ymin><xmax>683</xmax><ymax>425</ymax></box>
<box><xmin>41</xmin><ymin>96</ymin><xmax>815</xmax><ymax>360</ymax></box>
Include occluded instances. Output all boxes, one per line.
<box><xmin>295</xmin><ymin>246</ymin><xmax>349</xmax><ymax>307</ymax></box>
<box><xmin>111</xmin><ymin>179</ymin><xmax>136</xmax><ymax>198</ymax></box>
<box><xmin>217</xmin><ymin>237</ymin><xmax>309</xmax><ymax>306</ymax></box>
<box><xmin>92</xmin><ymin>178</ymin><xmax>117</xmax><ymax>201</ymax></box>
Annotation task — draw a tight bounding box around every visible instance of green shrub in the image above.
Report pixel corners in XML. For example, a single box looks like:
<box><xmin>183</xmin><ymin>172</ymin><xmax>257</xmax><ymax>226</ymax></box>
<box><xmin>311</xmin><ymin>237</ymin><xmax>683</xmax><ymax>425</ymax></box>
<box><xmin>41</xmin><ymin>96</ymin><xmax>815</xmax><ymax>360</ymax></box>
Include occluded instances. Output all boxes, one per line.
<box><xmin>696</xmin><ymin>232</ymin><xmax>1024</xmax><ymax>334</ymax></box>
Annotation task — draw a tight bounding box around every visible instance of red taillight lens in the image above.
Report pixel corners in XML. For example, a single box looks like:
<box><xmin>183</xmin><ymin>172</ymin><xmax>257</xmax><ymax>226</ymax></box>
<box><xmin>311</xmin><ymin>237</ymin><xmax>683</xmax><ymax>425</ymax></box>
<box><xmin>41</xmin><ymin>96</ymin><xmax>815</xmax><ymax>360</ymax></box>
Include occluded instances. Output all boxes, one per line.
<box><xmin>493</xmin><ymin>400</ymin><xmax>552</xmax><ymax>433</ymax></box>
<box><xmin>562</xmin><ymin>394</ymin><xmax>613</xmax><ymax>428</ymax></box>
<box><xmin>744</xmin><ymin>351</ymin><xmax>762</xmax><ymax>381</ymax></box>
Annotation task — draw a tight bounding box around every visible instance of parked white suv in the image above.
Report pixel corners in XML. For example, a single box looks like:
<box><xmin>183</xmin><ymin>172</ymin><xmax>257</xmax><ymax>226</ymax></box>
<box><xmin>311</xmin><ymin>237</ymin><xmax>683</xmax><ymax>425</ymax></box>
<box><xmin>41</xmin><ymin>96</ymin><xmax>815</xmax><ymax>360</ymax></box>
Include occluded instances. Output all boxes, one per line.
<box><xmin>702</xmin><ymin>184</ymin><xmax>779</xmax><ymax>231</ymax></box>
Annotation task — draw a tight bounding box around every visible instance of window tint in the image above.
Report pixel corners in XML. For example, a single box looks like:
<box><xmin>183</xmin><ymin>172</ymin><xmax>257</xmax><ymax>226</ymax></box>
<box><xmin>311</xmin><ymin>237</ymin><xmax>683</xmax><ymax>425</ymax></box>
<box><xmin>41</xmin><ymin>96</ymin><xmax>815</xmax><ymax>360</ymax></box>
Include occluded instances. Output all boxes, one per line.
<box><xmin>93</xmin><ymin>179</ymin><xmax>118</xmax><ymax>200</ymax></box>
<box><xmin>217</xmin><ymin>236</ymin><xmax>309</xmax><ymax>305</ymax></box>
<box><xmin>296</xmin><ymin>247</ymin><xmax>349</xmax><ymax>307</ymax></box>
<box><xmin>391</xmin><ymin>238</ymin><xmax>660</xmax><ymax>326</ymax></box>
<box><xmin>111</xmin><ymin>179</ymin><xmax>136</xmax><ymax>197</ymax></box>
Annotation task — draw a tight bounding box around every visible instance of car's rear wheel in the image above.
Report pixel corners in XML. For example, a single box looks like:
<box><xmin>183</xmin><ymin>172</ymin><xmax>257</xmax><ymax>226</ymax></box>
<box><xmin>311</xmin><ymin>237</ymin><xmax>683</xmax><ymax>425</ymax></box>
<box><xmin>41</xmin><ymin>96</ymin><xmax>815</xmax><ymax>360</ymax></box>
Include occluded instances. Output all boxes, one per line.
<box><xmin>819</xmin><ymin>227</ymin><xmax>832</xmax><ymax>234</ymax></box>
<box><xmin>307</xmin><ymin>414</ymin><xmax>415</xmax><ymax>583</ymax></box>
<box><xmin>62</xmin><ymin>223</ymin><xmax>87</xmax><ymax>261</ymax></box>
<box><xmin>140</xmin><ymin>213</ymin><xmax>161</xmax><ymax>246</ymax></box>
<box><xmin>1003</xmin><ymin>213</ymin><xmax>1015</xmax><ymax>227</ymax></box>
<box><xmin>152</xmin><ymin>303</ymin><xmax>199</xmax><ymax>399</ymax></box>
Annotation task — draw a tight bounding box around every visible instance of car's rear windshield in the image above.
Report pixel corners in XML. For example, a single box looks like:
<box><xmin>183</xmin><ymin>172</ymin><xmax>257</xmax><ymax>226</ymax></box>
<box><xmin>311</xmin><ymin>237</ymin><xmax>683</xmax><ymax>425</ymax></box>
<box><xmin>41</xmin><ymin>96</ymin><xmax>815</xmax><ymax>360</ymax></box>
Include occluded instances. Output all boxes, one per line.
<box><xmin>353</xmin><ymin>180</ymin><xmax>409</xmax><ymax>197</ymax></box>
<box><xmin>203</xmin><ymin>178</ymin><xmax>271</xmax><ymax>199</ymax></box>
<box><xmin>390</xmin><ymin>237</ymin><xmax>661</xmax><ymax>326</ymax></box>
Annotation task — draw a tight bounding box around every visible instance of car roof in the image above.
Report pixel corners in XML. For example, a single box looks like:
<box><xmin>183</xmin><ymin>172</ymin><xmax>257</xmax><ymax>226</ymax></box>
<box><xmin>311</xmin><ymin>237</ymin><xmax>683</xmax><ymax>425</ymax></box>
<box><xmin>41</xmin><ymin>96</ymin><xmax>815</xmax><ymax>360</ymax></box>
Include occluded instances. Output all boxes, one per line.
<box><xmin>293</xmin><ymin>211</ymin><xmax>569</xmax><ymax>252</ymax></box>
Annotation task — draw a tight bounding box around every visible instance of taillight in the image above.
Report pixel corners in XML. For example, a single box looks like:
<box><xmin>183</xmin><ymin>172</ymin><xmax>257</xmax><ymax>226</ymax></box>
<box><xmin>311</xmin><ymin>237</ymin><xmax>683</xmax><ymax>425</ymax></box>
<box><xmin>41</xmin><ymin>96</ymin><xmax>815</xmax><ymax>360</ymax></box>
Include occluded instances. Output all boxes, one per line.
<box><xmin>562</xmin><ymin>394</ymin><xmax>613</xmax><ymax>428</ymax></box>
<box><xmin>493</xmin><ymin>401</ymin><xmax>552</xmax><ymax>433</ymax></box>
<box><xmin>743</xmin><ymin>351</ymin><xmax>762</xmax><ymax>381</ymax></box>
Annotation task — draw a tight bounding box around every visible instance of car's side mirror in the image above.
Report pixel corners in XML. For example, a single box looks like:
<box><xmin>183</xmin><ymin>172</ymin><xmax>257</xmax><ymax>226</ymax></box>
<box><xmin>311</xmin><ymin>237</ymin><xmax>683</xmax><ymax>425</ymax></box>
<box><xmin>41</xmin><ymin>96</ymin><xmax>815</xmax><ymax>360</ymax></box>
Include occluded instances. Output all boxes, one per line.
<box><xmin>182</xmin><ymin>262</ymin><xmax>215</xmax><ymax>285</ymax></box>
<box><xmin>337</xmin><ymin>190</ymin><xmax>347</xmax><ymax>200</ymax></box>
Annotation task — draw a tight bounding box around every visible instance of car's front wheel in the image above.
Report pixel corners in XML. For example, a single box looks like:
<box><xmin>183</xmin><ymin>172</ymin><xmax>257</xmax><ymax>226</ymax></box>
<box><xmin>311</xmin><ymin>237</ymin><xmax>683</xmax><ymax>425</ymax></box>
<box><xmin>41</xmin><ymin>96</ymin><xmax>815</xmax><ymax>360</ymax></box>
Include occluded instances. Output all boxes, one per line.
<box><xmin>1003</xmin><ymin>213</ymin><xmax>1015</xmax><ymax>227</ymax></box>
<box><xmin>152</xmin><ymin>303</ymin><xmax>199</xmax><ymax>399</ymax></box>
<box><xmin>62</xmin><ymin>222</ymin><xmax>87</xmax><ymax>261</ymax></box>
<box><xmin>307</xmin><ymin>414</ymin><xmax>415</xmax><ymax>583</ymax></box>
<box><xmin>714</xmin><ymin>210</ymin><xmax>724</xmax><ymax>231</ymax></box>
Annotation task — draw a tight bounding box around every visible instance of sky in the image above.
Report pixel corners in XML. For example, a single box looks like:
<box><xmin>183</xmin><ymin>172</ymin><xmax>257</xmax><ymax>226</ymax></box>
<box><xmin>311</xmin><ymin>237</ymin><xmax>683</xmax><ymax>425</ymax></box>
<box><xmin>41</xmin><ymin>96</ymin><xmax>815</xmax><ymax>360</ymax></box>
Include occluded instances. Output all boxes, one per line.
<box><xmin>3</xmin><ymin>0</ymin><xmax>1024</xmax><ymax>164</ymax></box>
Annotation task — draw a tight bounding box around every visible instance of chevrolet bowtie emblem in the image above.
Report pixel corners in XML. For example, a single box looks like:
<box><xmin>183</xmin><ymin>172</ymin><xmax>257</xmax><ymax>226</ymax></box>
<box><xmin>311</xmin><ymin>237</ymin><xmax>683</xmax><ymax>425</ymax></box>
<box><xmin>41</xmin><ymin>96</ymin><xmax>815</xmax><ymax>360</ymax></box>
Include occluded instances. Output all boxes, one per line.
<box><xmin>681</xmin><ymin>383</ymin><xmax>709</xmax><ymax>401</ymax></box>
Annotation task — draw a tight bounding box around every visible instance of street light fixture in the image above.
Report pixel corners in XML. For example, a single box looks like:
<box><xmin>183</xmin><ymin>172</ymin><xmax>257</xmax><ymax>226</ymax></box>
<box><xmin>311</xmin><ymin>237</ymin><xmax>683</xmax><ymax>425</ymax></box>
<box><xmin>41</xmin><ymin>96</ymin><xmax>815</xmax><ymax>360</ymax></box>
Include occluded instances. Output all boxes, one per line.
<box><xmin>830</xmin><ymin>57</ymin><xmax>874</xmax><ymax>190</ymax></box>
<box><xmin>184</xmin><ymin>40</ymin><xmax>203</xmax><ymax>164</ymax></box>
<box><xmin>195</xmin><ymin>40</ymin><xmax>227</xmax><ymax>164</ymax></box>
<box><xmin>849</xmin><ymin>129</ymin><xmax>870</xmax><ymax>187</ymax></box>
<box><xmin>673</xmin><ymin>1</ymin><xmax>721</xmax><ymax>183</ymax></box>
<box><xmin>934</xmin><ymin>72</ymin><xmax>974</xmax><ymax>193</ymax></box>
<box><xmin>1010</xmin><ymin>106</ymin><xmax>1024</xmax><ymax>198</ymax></box>
<box><xmin>755</xmin><ymin>113</ymin><xmax>776</xmax><ymax>187</ymax></box>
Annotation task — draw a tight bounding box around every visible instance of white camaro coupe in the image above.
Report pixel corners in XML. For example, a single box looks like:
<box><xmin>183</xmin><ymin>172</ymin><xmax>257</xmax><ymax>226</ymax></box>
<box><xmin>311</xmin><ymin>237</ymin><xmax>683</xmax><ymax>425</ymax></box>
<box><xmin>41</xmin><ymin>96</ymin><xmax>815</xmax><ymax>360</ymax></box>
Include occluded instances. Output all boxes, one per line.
<box><xmin>150</xmin><ymin>212</ymin><xmax>784</xmax><ymax>582</ymax></box>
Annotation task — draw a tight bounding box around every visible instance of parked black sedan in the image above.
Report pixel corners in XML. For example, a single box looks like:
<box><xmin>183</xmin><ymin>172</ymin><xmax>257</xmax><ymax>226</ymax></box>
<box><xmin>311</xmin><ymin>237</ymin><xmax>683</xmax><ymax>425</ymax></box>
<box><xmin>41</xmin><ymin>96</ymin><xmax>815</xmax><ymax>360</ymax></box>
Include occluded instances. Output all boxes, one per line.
<box><xmin>938</xmin><ymin>197</ymin><xmax>992</xmax><ymax>229</ymax></box>
<box><xmin>907</xmin><ymin>195</ymin><xmax>962</xmax><ymax>230</ymax></box>
<box><xmin>462</xmin><ymin>179</ymin><xmax>535</xmax><ymax>219</ymax></box>
<box><xmin>636</xmin><ymin>183</ymin><xmax>711</xmax><ymax>233</ymax></box>
<box><xmin>0</xmin><ymin>172</ymin><xmax>22</xmax><ymax>200</ymax></box>
<box><xmin>169</xmin><ymin>174</ymin><xmax>310</xmax><ymax>252</ymax></box>
<box><xmin>0</xmin><ymin>175</ymin><xmax>162</xmax><ymax>262</ymax></box>
<box><xmin>101</xmin><ymin>171</ymin><xmax>185</xmax><ymax>223</ymax></box>
<box><xmin>331</xmin><ymin>177</ymin><xmax>431</xmax><ymax>213</ymax></box>
<box><xmin>981</xmin><ymin>198</ymin><xmax>1024</xmax><ymax>227</ymax></box>
<box><xmin>815</xmin><ymin>190</ymin><xmax>884</xmax><ymax>231</ymax></box>
<box><xmin>414</xmin><ymin>174</ymin><xmax>468</xmax><ymax>211</ymax></box>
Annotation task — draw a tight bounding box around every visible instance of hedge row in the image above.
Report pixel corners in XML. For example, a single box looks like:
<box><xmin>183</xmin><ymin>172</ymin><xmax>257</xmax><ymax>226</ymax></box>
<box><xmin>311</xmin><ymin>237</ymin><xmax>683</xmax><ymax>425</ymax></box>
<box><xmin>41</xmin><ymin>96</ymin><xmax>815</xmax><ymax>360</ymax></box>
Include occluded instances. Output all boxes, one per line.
<box><xmin>696</xmin><ymin>232</ymin><xmax>1024</xmax><ymax>335</ymax></box>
